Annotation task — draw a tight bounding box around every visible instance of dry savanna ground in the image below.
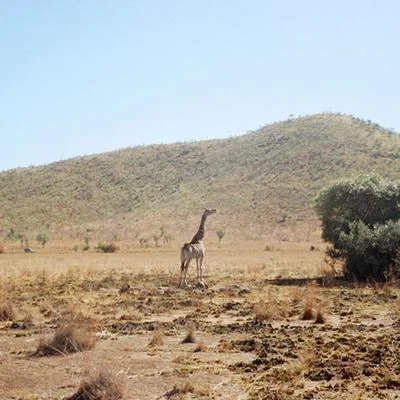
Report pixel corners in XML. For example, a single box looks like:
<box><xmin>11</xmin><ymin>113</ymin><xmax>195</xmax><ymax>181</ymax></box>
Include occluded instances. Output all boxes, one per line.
<box><xmin>0</xmin><ymin>241</ymin><xmax>399</xmax><ymax>399</ymax></box>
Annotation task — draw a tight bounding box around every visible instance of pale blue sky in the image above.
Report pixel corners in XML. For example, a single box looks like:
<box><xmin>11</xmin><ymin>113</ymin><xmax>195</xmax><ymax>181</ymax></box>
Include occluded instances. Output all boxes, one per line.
<box><xmin>1</xmin><ymin>1</ymin><xmax>399</xmax><ymax>171</ymax></box>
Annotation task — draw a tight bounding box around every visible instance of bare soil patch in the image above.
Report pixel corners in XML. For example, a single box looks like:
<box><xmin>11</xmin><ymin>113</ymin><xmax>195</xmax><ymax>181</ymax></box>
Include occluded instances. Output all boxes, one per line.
<box><xmin>0</xmin><ymin>244</ymin><xmax>399</xmax><ymax>399</ymax></box>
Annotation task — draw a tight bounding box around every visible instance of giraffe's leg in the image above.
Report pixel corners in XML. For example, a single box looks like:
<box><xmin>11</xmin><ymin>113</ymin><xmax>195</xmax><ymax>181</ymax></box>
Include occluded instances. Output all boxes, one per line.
<box><xmin>180</xmin><ymin>260</ymin><xmax>191</xmax><ymax>289</ymax></box>
<box><xmin>179</xmin><ymin>262</ymin><xmax>184</xmax><ymax>288</ymax></box>
<box><xmin>179</xmin><ymin>249</ymin><xmax>188</xmax><ymax>288</ymax></box>
<box><xmin>195</xmin><ymin>258</ymin><xmax>201</xmax><ymax>285</ymax></box>
<box><xmin>197</xmin><ymin>256</ymin><xmax>206</xmax><ymax>288</ymax></box>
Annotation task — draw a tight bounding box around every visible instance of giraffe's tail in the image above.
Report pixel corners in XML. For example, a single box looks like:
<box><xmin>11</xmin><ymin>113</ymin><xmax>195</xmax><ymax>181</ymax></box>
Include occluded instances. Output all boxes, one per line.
<box><xmin>180</xmin><ymin>243</ymin><xmax>190</xmax><ymax>270</ymax></box>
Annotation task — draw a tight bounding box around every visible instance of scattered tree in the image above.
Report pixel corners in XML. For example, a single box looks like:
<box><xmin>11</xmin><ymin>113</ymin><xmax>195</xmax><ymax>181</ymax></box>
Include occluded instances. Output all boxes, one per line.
<box><xmin>159</xmin><ymin>226</ymin><xmax>173</xmax><ymax>246</ymax></box>
<box><xmin>216</xmin><ymin>229</ymin><xmax>225</xmax><ymax>245</ymax></box>
<box><xmin>139</xmin><ymin>237</ymin><xmax>149</xmax><ymax>248</ymax></box>
<box><xmin>152</xmin><ymin>234</ymin><xmax>160</xmax><ymax>248</ymax></box>
<box><xmin>36</xmin><ymin>232</ymin><xmax>49</xmax><ymax>248</ymax></box>
<box><xmin>6</xmin><ymin>228</ymin><xmax>26</xmax><ymax>246</ymax></box>
<box><xmin>83</xmin><ymin>235</ymin><xmax>90</xmax><ymax>251</ymax></box>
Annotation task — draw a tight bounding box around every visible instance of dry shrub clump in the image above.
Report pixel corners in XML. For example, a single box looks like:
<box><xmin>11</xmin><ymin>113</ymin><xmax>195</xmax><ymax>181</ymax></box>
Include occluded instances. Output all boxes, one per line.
<box><xmin>34</xmin><ymin>314</ymin><xmax>96</xmax><ymax>356</ymax></box>
<box><xmin>301</xmin><ymin>299</ymin><xmax>315</xmax><ymax>320</ymax></box>
<box><xmin>181</xmin><ymin>327</ymin><xmax>196</xmax><ymax>344</ymax></box>
<box><xmin>148</xmin><ymin>329</ymin><xmax>164</xmax><ymax>346</ymax></box>
<box><xmin>254</xmin><ymin>300</ymin><xmax>288</xmax><ymax>321</ymax></box>
<box><xmin>0</xmin><ymin>301</ymin><xmax>15</xmax><ymax>321</ymax></box>
<box><xmin>254</xmin><ymin>302</ymin><xmax>270</xmax><ymax>321</ymax></box>
<box><xmin>65</xmin><ymin>370</ymin><xmax>124</xmax><ymax>400</ymax></box>
<box><xmin>194</xmin><ymin>342</ymin><xmax>207</xmax><ymax>352</ymax></box>
<box><xmin>96</xmin><ymin>242</ymin><xmax>119</xmax><ymax>253</ymax></box>
<box><xmin>314</xmin><ymin>308</ymin><xmax>326</xmax><ymax>324</ymax></box>
<box><xmin>164</xmin><ymin>382</ymin><xmax>195</xmax><ymax>398</ymax></box>
<box><xmin>300</xmin><ymin>285</ymin><xmax>319</xmax><ymax>320</ymax></box>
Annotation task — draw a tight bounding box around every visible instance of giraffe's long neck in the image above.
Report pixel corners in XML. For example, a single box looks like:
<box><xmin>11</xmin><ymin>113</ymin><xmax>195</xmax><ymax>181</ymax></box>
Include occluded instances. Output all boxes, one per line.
<box><xmin>190</xmin><ymin>214</ymin><xmax>208</xmax><ymax>244</ymax></box>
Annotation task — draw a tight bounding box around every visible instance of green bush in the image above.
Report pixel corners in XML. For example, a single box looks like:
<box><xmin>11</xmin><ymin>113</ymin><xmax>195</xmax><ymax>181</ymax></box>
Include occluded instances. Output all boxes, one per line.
<box><xmin>338</xmin><ymin>220</ymin><xmax>400</xmax><ymax>281</ymax></box>
<box><xmin>314</xmin><ymin>175</ymin><xmax>400</xmax><ymax>246</ymax></box>
<box><xmin>314</xmin><ymin>175</ymin><xmax>400</xmax><ymax>281</ymax></box>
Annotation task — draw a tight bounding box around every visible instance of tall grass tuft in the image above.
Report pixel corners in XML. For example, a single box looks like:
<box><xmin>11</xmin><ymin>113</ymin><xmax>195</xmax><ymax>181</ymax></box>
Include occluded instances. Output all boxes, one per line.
<box><xmin>148</xmin><ymin>329</ymin><xmax>164</xmax><ymax>346</ymax></box>
<box><xmin>34</xmin><ymin>314</ymin><xmax>96</xmax><ymax>356</ymax></box>
<box><xmin>182</xmin><ymin>327</ymin><xmax>196</xmax><ymax>344</ymax></box>
<box><xmin>0</xmin><ymin>301</ymin><xmax>15</xmax><ymax>321</ymax></box>
<box><xmin>65</xmin><ymin>370</ymin><xmax>124</xmax><ymax>400</ymax></box>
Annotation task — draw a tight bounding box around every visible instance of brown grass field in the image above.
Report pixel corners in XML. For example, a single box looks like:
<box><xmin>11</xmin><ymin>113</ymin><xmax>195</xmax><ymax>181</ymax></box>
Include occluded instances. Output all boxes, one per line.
<box><xmin>0</xmin><ymin>241</ymin><xmax>399</xmax><ymax>399</ymax></box>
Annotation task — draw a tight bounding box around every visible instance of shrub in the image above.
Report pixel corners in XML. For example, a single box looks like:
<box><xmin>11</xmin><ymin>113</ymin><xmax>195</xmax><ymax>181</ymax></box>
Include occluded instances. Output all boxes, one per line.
<box><xmin>148</xmin><ymin>329</ymin><xmax>164</xmax><ymax>346</ymax></box>
<box><xmin>338</xmin><ymin>220</ymin><xmax>400</xmax><ymax>281</ymax></box>
<box><xmin>216</xmin><ymin>229</ymin><xmax>225</xmax><ymax>244</ymax></box>
<box><xmin>65</xmin><ymin>370</ymin><xmax>124</xmax><ymax>400</ymax></box>
<box><xmin>96</xmin><ymin>243</ymin><xmax>119</xmax><ymax>253</ymax></box>
<box><xmin>301</xmin><ymin>300</ymin><xmax>315</xmax><ymax>321</ymax></box>
<box><xmin>314</xmin><ymin>175</ymin><xmax>400</xmax><ymax>281</ymax></box>
<box><xmin>0</xmin><ymin>301</ymin><xmax>15</xmax><ymax>321</ymax></box>
<box><xmin>314</xmin><ymin>175</ymin><xmax>400</xmax><ymax>245</ymax></box>
<box><xmin>34</xmin><ymin>315</ymin><xmax>96</xmax><ymax>356</ymax></box>
<box><xmin>182</xmin><ymin>327</ymin><xmax>196</xmax><ymax>343</ymax></box>
<box><xmin>315</xmin><ymin>309</ymin><xmax>326</xmax><ymax>324</ymax></box>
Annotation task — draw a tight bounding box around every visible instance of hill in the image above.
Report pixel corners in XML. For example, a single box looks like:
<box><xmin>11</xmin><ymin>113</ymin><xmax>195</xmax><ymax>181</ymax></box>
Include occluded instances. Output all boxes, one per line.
<box><xmin>0</xmin><ymin>113</ymin><xmax>399</xmax><ymax>246</ymax></box>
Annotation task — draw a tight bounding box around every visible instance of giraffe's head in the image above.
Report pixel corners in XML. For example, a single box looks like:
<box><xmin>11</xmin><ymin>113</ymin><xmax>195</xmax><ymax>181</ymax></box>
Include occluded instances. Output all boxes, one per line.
<box><xmin>203</xmin><ymin>208</ymin><xmax>217</xmax><ymax>217</ymax></box>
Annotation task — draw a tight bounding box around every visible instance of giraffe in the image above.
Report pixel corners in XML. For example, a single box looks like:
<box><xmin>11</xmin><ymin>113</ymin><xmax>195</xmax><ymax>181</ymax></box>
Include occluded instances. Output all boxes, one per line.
<box><xmin>179</xmin><ymin>208</ymin><xmax>217</xmax><ymax>289</ymax></box>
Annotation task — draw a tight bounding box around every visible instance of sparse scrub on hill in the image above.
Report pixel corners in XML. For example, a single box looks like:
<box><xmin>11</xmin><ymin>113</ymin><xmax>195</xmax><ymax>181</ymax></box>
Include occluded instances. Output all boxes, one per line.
<box><xmin>315</xmin><ymin>174</ymin><xmax>400</xmax><ymax>281</ymax></box>
<box><xmin>36</xmin><ymin>232</ymin><xmax>49</xmax><ymax>248</ymax></box>
<box><xmin>0</xmin><ymin>113</ymin><xmax>399</xmax><ymax>243</ymax></box>
<box><xmin>6</xmin><ymin>228</ymin><xmax>27</xmax><ymax>247</ymax></box>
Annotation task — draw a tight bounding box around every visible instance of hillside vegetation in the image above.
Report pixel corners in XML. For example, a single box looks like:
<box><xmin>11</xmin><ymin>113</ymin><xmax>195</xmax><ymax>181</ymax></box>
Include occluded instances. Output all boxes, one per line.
<box><xmin>0</xmin><ymin>113</ymin><xmax>399</xmax><ymax>245</ymax></box>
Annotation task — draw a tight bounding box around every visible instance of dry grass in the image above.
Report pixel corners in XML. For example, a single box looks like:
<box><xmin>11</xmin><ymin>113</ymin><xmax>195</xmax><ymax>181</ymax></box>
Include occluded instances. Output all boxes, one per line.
<box><xmin>0</xmin><ymin>300</ymin><xmax>15</xmax><ymax>321</ymax></box>
<box><xmin>164</xmin><ymin>382</ymin><xmax>195</xmax><ymax>398</ymax></box>
<box><xmin>181</xmin><ymin>327</ymin><xmax>196</xmax><ymax>344</ymax></box>
<box><xmin>96</xmin><ymin>242</ymin><xmax>119</xmax><ymax>253</ymax></box>
<box><xmin>314</xmin><ymin>308</ymin><xmax>326</xmax><ymax>324</ymax></box>
<box><xmin>65</xmin><ymin>370</ymin><xmax>124</xmax><ymax>400</ymax></box>
<box><xmin>119</xmin><ymin>311</ymin><xmax>143</xmax><ymax>321</ymax></box>
<box><xmin>34</xmin><ymin>314</ymin><xmax>97</xmax><ymax>356</ymax></box>
<box><xmin>193</xmin><ymin>342</ymin><xmax>207</xmax><ymax>352</ymax></box>
<box><xmin>301</xmin><ymin>299</ymin><xmax>315</xmax><ymax>320</ymax></box>
<box><xmin>6</xmin><ymin>243</ymin><xmax>381</xmax><ymax>399</ymax></box>
<box><xmin>148</xmin><ymin>329</ymin><xmax>164</xmax><ymax>346</ymax></box>
<box><xmin>254</xmin><ymin>297</ymin><xmax>289</xmax><ymax>321</ymax></box>
<box><xmin>300</xmin><ymin>284</ymin><xmax>319</xmax><ymax>321</ymax></box>
<box><xmin>254</xmin><ymin>302</ymin><xmax>271</xmax><ymax>321</ymax></box>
